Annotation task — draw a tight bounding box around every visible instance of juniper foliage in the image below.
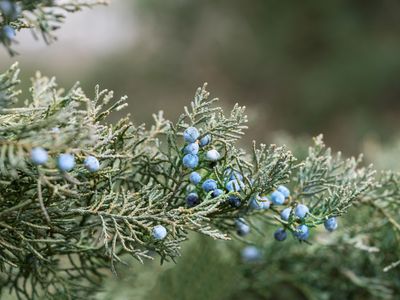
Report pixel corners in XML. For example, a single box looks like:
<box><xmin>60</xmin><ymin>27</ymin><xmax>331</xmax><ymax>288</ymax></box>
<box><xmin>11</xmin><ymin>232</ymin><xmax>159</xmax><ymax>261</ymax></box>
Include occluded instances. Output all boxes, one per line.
<box><xmin>0</xmin><ymin>0</ymin><xmax>106</xmax><ymax>55</ymax></box>
<box><xmin>0</xmin><ymin>63</ymin><xmax>295</xmax><ymax>299</ymax></box>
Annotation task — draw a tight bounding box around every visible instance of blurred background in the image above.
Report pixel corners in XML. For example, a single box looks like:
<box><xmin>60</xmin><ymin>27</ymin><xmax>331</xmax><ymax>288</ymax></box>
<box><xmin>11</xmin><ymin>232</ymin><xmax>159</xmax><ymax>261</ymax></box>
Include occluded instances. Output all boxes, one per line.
<box><xmin>1</xmin><ymin>1</ymin><xmax>400</xmax><ymax>299</ymax></box>
<box><xmin>1</xmin><ymin>0</ymin><xmax>400</xmax><ymax>156</ymax></box>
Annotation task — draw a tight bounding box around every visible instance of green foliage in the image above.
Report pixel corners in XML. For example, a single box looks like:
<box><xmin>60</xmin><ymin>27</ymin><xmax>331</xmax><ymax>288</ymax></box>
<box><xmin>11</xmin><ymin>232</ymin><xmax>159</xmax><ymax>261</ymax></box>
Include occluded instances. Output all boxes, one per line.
<box><xmin>0</xmin><ymin>63</ymin><xmax>296</xmax><ymax>299</ymax></box>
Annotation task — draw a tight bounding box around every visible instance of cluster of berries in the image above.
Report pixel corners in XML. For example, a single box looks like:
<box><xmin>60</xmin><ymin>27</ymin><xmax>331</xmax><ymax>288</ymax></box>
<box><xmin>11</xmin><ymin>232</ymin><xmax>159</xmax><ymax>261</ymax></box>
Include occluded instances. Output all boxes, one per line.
<box><xmin>182</xmin><ymin>126</ymin><xmax>216</xmax><ymax>169</ymax></box>
<box><xmin>241</xmin><ymin>185</ymin><xmax>339</xmax><ymax>243</ymax></box>
<box><xmin>270</xmin><ymin>185</ymin><xmax>338</xmax><ymax>242</ymax></box>
<box><xmin>30</xmin><ymin>147</ymin><xmax>100</xmax><ymax>173</ymax></box>
<box><xmin>0</xmin><ymin>0</ymin><xmax>20</xmax><ymax>41</ymax></box>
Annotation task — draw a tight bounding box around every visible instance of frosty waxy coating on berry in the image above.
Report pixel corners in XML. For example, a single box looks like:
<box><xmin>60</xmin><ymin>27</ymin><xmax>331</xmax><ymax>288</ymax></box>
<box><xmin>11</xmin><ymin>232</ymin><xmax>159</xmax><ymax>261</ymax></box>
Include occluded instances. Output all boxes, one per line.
<box><xmin>0</xmin><ymin>1</ymin><xmax>13</xmax><ymax>15</ymax></box>
<box><xmin>294</xmin><ymin>224</ymin><xmax>309</xmax><ymax>241</ymax></box>
<box><xmin>152</xmin><ymin>225</ymin><xmax>167</xmax><ymax>240</ymax></box>
<box><xmin>206</xmin><ymin>149</ymin><xmax>221</xmax><ymax>161</ymax></box>
<box><xmin>183</xmin><ymin>127</ymin><xmax>200</xmax><ymax>143</ymax></box>
<box><xmin>270</xmin><ymin>190</ymin><xmax>285</xmax><ymax>205</ymax></box>
<box><xmin>57</xmin><ymin>153</ymin><xmax>75</xmax><ymax>172</ymax></box>
<box><xmin>184</xmin><ymin>142</ymin><xmax>199</xmax><ymax>155</ymax></box>
<box><xmin>226</xmin><ymin>179</ymin><xmax>245</xmax><ymax>192</ymax></box>
<box><xmin>183</xmin><ymin>153</ymin><xmax>199</xmax><ymax>169</ymax></box>
<box><xmin>189</xmin><ymin>172</ymin><xmax>202</xmax><ymax>185</ymax></box>
<box><xmin>274</xmin><ymin>228</ymin><xmax>287</xmax><ymax>241</ymax></box>
<box><xmin>224</xmin><ymin>168</ymin><xmax>244</xmax><ymax>181</ymax></box>
<box><xmin>2</xmin><ymin>25</ymin><xmax>15</xmax><ymax>39</ymax></box>
<box><xmin>199</xmin><ymin>134</ymin><xmax>211</xmax><ymax>147</ymax></box>
<box><xmin>212</xmin><ymin>189</ymin><xmax>224</xmax><ymax>198</ymax></box>
<box><xmin>294</xmin><ymin>204</ymin><xmax>309</xmax><ymax>219</ymax></box>
<box><xmin>186</xmin><ymin>193</ymin><xmax>200</xmax><ymax>207</ymax></box>
<box><xmin>202</xmin><ymin>179</ymin><xmax>218</xmax><ymax>192</ymax></box>
<box><xmin>280</xmin><ymin>207</ymin><xmax>292</xmax><ymax>221</ymax></box>
<box><xmin>84</xmin><ymin>156</ymin><xmax>100</xmax><ymax>172</ymax></box>
<box><xmin>31</xmin><ymin>147</ymin><xmax>48</xmax><ymax>165</ymax></box>
<box><xmin>241</xmin><ymin>246</ymin><xmax>261</xmax><ymax>262</ymax></box>
<box><xmin>250</xmin><ymin>196</ymin><xmax>270</xmax><ymax>210</ymax></box>
<box><xmin>235</xmin><ymin>218</ymin><xmax>250</xmax><ymax>236</ymax></box>
<box><xmin>277</xmin><ymin>185</ymin><xmax>290</xmax><ymax>198</ymax></box>
<box><xmin>324</xmin><ymin>217</ymin><xmax>338</xmax><ymax>232</ymax></box>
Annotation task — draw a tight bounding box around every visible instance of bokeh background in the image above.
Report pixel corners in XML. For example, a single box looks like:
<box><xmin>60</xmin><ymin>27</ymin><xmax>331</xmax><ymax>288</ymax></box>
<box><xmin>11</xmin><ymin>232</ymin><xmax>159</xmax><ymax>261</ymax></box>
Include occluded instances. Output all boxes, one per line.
<box><xmin>1</xmin><ymin>1</ymin><xmax>400</xmax><ymax>299</ymax></box>
<box><xmin>1</xmin><ymin>0</ymin><xmax>400</xmax><ymax>156</ymax></box>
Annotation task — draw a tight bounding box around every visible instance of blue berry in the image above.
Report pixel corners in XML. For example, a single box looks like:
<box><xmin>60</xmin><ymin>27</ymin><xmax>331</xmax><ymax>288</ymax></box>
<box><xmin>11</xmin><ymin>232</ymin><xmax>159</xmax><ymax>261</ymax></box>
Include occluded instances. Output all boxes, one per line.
<box><xmin>202</xmin><ymin>179</ymin><xmax>217</xmax><ymax>192</ymax></box>
<box><xmin>250</xmin><ymin>196</ymin><xmax>270</xmax><ymax>210</ymax></box>
<box><xmin>295</xmin><ymin>204</ymin><xmax>309</xmax><ymax>219</ymax></box>
<box><xmin>271</xmin><ymin>191</ymin><xmax>285</xmax><ymax>205</ymax></box>
<box><xmin>294</xmin><ymin>224</ymin><xmax>309</xmax><ymax>241</ymax></box>
<box><xmin>57</xmin><ymin>153</ymin><xmax>75</xmax><ymax>172</ymax></box>
<box><xmin>277</xmin><ymin>185</ymin><xmax>290</xmax><ymax>198</ymax></box>
<box><xmin>189</xmin><ymin>172</ymin><xmax>202</xmax><ymax>185</ymax></box>
<box><xmin>280</xmin><ymin>207</ymin><xmax>292</xmax><ymax>221</ymax></box>
<box><xmin>0</xmin><ymin>1</ymin><xmax>12</xmax><ymax>15</ymax></box>
<box><xmin>241</xmin><ymin>246</ymin><xmax>261</xmax><ymax>262</ymax></box>
<box><xmin>212</xmin><ymin>189</ymin><xmax>224</xmax><ymax>197</ymax></box>
<box><xmin>152</xmin><ymin>225</ymin><xmax>167</xmax><ymax>240</ymax></box>
<box><xmin>31</xmin><ymin>147</ymin><xmax>48</xmax><ymax>165</ymax></box>
<box><xmin>235</xmin><ymin>218</ymin><xmax>250</xmax><ymax>236</ymax></box>
<box><xmin>84</xmin><ymin>155</ymin><xmax>100</xmax><ymax>172</ymax></box>
<box><xmin>183</xmin><ymin>127</ymin><xmax>200</xmax><ymax>143</ymax></box>
<box><xmin>324</xmin><ymin>217</ymin><xmax>338</xmax><ymax>232</ymax></box>
<box><xmin>206</xmin><ymin>149</ymin><xmax>221</xmax><ymax>161</ymax></box>
<box><xmin>226</xmin><ymin>179</ymin><xmax>245</xmax><ymax>192</ymax></box>
<box><xmin>199</xmin><ymin>134</ymin><xmax>211</xmax><ymax>147</ymax></box>
<box><xmin>274</xmin><ymin>228</ymin><xmax>287</xmax><ymax>241</ymax></box>
<box><xmin>228</xmin><ymin>195</ymin><xmax>241</xmax><ymax>207</ymax></box>
<box><xmin>184</xmin><ymin>143</ymin><xmax>199</xmax><ymax>155</ymax></box>
<box><xmin>2</xmin><ymin>25</ymin><xmax>15</xmax><ymax>39</ymax></box>
<box><xmin>186</xmin><ymin>192</ymin><xmax>200</xmax><ymax>207</ymax></box>
<box><xmin>183</xmin><ymin>154</ymin><xmax>199</xmax><ymax>169</ymax></box>
<box><xmin>224</xmin><ymin>168</ymin><xmax>243</xmax><ymax>181</ymax></box>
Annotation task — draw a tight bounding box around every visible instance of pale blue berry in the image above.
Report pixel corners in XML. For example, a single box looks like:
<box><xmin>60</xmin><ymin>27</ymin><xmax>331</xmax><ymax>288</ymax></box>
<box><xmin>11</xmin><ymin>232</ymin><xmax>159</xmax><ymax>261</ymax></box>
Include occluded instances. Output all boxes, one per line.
<box><xmin>184</xmin><ymin>142</ymin><xmax>199</xmax><ymax>155</ymax></box>
<box><xmin>2</xmin><ymin>25</ymin><xmax>15</xmax><ymax>39</ymax></box>
<box><xmin>84</xmin><ymin>156</ymin><xmax>100</xmax><ymax>172</ymax></box>
<box><xmin>57</xmin><ymin>153</ymin><xmax>75</xmax><ymax>172</ymax></box>
<box><xmin>0</xmin><ymin>1</ymin><xmax>12</xmax><ymax>15</ymax></box>
<box><xmin>206</xmin><ymin>149</ymin><xmax>221</xmax><ymax>161</ymax></box>
<box><xmin>226</xmin><ymin>179</ymin><xmax>245</xmax><ymax>192</ymax></box>
<box><xmin>280</xmin><ymin>207</ymin><xmax>292</xmax><ymax>221</ymax></box>
<box><xmin>250</xmin><ymin>196</ymin><xmax>270</xmax><ymax>210</ymax></box>
<box><xmin>212</xmin><ymin>189</ymin><xmax>224</xmax><ymax>198</ymax></box>
<box><xmin>183</xmin><ymin>127</ymin><xmax>200</xmax><ymax>143</ymax></box>
<box><xmin>294</xmin><ymin>224</ymin><xmax>309</xmax><ymax>241</ymax></box>
<box><xmin>152</xmin><ymin>225</ymin><xmax>167</xmax><ymax>240</ymax></box>
<box><xmin>295</xmin><ymin>204</ymin><xmax>309</xmax><ymax>219</ymax></box>
<box><xmin>224</xmin><ymin>168</ymin><xmax>243</xmax><ymax>181</ymax></box>
<box><xmin>324</xmin><ymin>217</ymin><xmax>338</xmax><ymax>232</ymax></box>
<box><xmin>31</xmin><ymin>147</ymin><xmax>48</xmax><ymax>165</ymax></box>
<box><xmin>274</xmin><ymin>228</ymin><xmax>287</xmax><ymax>241</ymax></box>
<box><xmin>241</xmin><ymin>246</ymin><xmax>261</xmax><ymax>262</ymax></box>
<box><xmin>202</xmin><ymin>179</ymin><xmax>217</xmax><ymax>192</ymax></box>
<box><xmin>235</xmin><ymin>218</ymin><xmax>250</xmax><ymax>236</ymax></box>
<box><xmin>183</xmin><ymin>154</ymin><xmax>199</xmax><ymax>169</ymax></box>
<box><xmin>277</xmin><ymin>185</ymin><xmax>290</xmax><ymax>198</ymax></box>
<box><xmin>186</xmin><ymin>192</ymin><xmax>200</xmax><ymax>207</ymax></box>
<box><xmin>189</xmin><ymin>172</ymin><xmax>201</xmax><ymax>185</ymax></box>
<box><xmin>271</xmin><ymin>191</ymin><xmax>285</xmax><ymax>205</ymax></box>
<box><xmin>199</xmin><ymin>134</ymin><xmax>211</xmax><ymax>147</ymax></box>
